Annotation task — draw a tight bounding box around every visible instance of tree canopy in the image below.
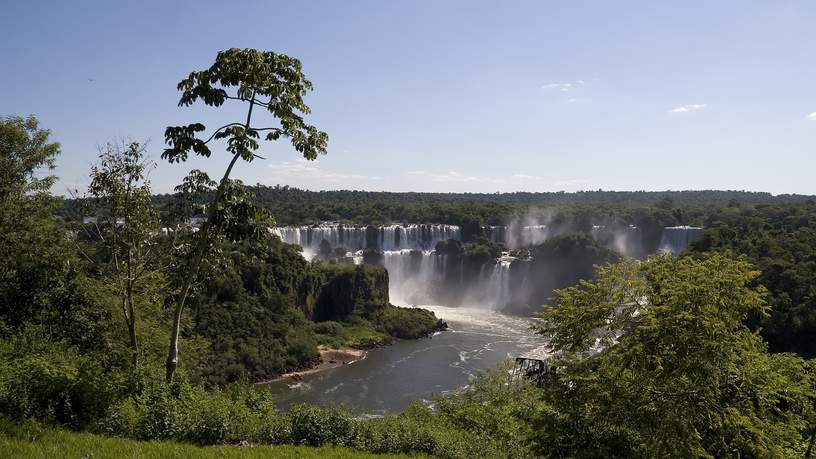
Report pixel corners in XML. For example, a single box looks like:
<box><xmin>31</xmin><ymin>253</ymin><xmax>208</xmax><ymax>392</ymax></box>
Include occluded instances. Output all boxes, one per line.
<box><xmin>533</xmin><ymin>254</ymin><xmax>815</xmax><ymax>457</ymax></box>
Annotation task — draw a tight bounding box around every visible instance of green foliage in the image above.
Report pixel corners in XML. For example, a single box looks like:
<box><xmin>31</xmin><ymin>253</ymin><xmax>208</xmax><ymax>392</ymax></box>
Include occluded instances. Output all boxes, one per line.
<box><xmin>101</xmin><ymin>381</ymin><xmax>278</xmax><ymax>445</ymax></box>
<box><xmin>288</xmin><ymin>404</ymin><xmax>357</xmax><ymax>447</ymax></box>
<box><xmin>0</xmin><ymin>418</ymin><xmax>405</xmax><ymax>459</ymax></box>
<box><xmin>86</xmin><ymin>372</ymin><xmax>522</xmax><ymax>458</ymax></box>
<box><xmin>0</xmin><ymin>115</ymin><xmax>58</xmax><ymax>200</ymax></box>
<box><xmin>163</xmin><ymin>48</ymin><xmax>327</xmax><ymax>164</ymax></box>
<box><xmin>161</xmin><ymin>48</ymin><xmax>328</xmax><ymax>383</ymax></box>
<box><xmin>312</xmin><ymin>318</ymin><xmax>388</xmax><ymax>349</ymax></box>
<box><xmin>81</xmin><ymin>140</ymin><xmax>165</xmax><ymax>364</ymax></box>
<box><xmin>315</xmin><ymin>264</ymin><xmax>390</xmax><ymax>321</ymax></box>
<box><xmin>690</xmin><ymin>201</ymin><xmax>816</xmax><ymax>358</ymax></box>
<box><xmin>433</xmin><ymin>361</ymin><xmax>541</xmax><ymax>455</ymax></box>
<box><xmin>0</xmin><ymin>328</ymin><xmax>124</xmax><ymax>429</ymax></box>
<box><xmin>157</xmin><ymin>185</ymin><xmax>813</xmax><ymax>230</ymax></box>
<box><xmin>376</xmin><ymin>306</ymin><xmax>441</xmax><ymax>340</ymax></box>
<box><xmin>533</xmin><ymin>254</ymin><xmax>816</xmax><ymax>457</ymax></box>
<box><xmin>189</xmin><ymin>238</ymin><xmax>439</xmax><ymax>385</ymax></box>
<box><xmin>0</xmin><ymin>116</ymin><xmax>89</xmax><ymax>341</ymax></box>
<box><xmin>313</xmin><ymin>320</ymin><xmax>344</xmax><ymax>336</ymax></box>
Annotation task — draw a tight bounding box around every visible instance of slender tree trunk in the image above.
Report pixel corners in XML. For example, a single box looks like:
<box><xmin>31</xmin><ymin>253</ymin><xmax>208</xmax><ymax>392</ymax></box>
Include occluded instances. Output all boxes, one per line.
<box><xmin>126</xmin><ymin>283</ymin><xmax>138</xmax><ymax>365</ymax></box>
<box><xmin>165</xmin><ymin>237</ymin><xmax>208</xmax><ymax>383</ymax></box>
<box><xmin>122</xmin><ymin>244</ymin><xmax>139</xmax><ymax>365</ymax></box>
<box><xmin>120</xmin><ymin>295</ymin><xmax>130</xmax><ymax>344</ymax></box>
<box><xmin>164</xmin><ymin>156</ymin><xmax>240</xmax><ymax>382</ymax></box>
<box><xmin>165</xmin><ymin>94</ymin><xmax>256</xmax><ymax>383</ymax></box>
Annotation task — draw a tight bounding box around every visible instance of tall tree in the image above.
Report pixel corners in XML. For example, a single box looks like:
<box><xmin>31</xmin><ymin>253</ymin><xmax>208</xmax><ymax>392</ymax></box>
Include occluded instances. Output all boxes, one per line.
<box><xmin>0</xmin><ymin>115</ymin><xmax>59</xmax><ymax>327</ymax></box>
<box><xmin>82</xmin><ymin>141</ymin><xmax>161</xmax><ymax>365</ymax></box>
<box><xmin>162</xmin><ymin>48</ymin><xmax>328</xmax><ymax>383</ymax></box>
<box><xmin>0</xmin><ymin>115</ymin><xmax>58</xmax><ymax>226</ymax></box>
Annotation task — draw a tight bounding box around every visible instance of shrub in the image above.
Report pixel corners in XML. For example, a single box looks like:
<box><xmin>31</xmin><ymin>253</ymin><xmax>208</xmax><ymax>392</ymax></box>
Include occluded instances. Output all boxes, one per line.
<box><xmin>376</xmin><ymin>306</ymin><xmax>440</xmax><ymax>339</ymax></box>
<box><xmin>99</xmin><ymin>381</ymin><xmax>288</xmax><ymax>445</ymax></box>
<box><xmin>0</xmin><ymin>328</ymin><xmax>121</xmax><ymax>428</ymax></box>
<box><xmin>313</xmin><ymin>321</ymin><xmax>344</xmax><ymax>336</ymax></box>
<box><xmin>287</xmin><ymin>404</ymin><xmax>358</xmax><ymax>447</ymax></box>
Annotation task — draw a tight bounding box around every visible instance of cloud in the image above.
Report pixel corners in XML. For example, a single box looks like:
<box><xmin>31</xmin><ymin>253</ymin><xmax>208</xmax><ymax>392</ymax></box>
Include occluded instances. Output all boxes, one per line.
<box><xmin>541</xmin><ymin>80</ymin><xmax>585</xmax><ymax>92</ymax></box>
<box><xmin>669</xmin><ymin>103</ymin><xmax>708</xmax><ymax>113</ymax></box>
<box><xmin>261</xmin><ymin>162</ymin><xmax>589</xmax><ymax>193</ymax></box>
<box><xmin>510</xmin><ymin>173</ymin><xmax>544</xmax><ymax>180</ymax></box>
<box><xmin>807</xmin><ymin>112</ymin><xmax>816</xmax><ymax>121</ymax></box>
<box><xmin>267</xmin><ymin>159</ymin><xmax>379</xmax><ymax>188</ymax></box>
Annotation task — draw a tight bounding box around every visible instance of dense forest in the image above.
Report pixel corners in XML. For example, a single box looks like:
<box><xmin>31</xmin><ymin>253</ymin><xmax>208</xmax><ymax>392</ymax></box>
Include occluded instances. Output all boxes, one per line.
<box><xmin>243</xmin><ymin>186</ymin><xmax>814</xmax><ymax>225</ymax></box>
<box><xmin>690</xmin><ymin>202</ymin><xmax>816</xmax><ymax>358</ymax></box>
<box><xmin>2</xmin><ymin>47</ymin><xmax>816</xmax><ymax>457</ymax></box>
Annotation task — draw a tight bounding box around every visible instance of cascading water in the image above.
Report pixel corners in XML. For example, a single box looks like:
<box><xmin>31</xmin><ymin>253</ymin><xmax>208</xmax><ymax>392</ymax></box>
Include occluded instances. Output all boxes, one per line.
<box><xmin>382</xmin><ymin>249</ymin><xmax>446</xmax><ymax>305</ymax></box>
<box><xmin>485</xmin><ymin>254</ymin><xmax>514</xmax><ymax>310</ymax></box>
<box><xmin>658</xmin><ymin>226</ymin><xmax>704</xmax><ymax>255</ymax></box>
<box><xmin>274</xmin><ymin>223</ymin><xmax>463</xmax><ymax>306</ymax></box>
<box><xmin>456</xmin><ymin>252</ymin><xmax>517</xmax><ymax>310</ymax></box>
<box><xmin>273</xmin><ymin>223</ymin><xmax>460</xmax><ymax>254</ymax></box>
<box><xmin>273</xmin><ymin>221</ymin><xmax>705</xmax><ymax>312</ymax></box>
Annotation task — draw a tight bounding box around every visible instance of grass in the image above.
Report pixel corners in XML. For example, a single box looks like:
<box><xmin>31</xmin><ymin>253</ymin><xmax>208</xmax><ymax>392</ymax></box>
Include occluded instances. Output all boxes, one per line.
<box><xmin>338</xmin><ymin>323</ymin><xmax>391</xmax><ymax>348</ymax></box>
<box><xmin>0</xmin><ymin>421</ymin><xmax>412</xmax><ymax>459</ymax></box>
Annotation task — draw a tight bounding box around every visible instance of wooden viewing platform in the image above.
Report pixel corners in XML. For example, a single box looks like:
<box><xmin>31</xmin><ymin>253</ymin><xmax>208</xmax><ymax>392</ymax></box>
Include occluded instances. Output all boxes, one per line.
<box><xmin>511</xmin><ymin>347</ymin><xmax>557</xmax><ymax>387</ymax></box>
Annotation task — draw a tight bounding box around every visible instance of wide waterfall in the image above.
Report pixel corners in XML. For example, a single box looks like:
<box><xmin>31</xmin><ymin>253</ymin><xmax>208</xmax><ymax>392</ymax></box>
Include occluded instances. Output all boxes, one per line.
<box><xmin>658</xmin><ymin>226</ymin><xmax>704</xmax><ymax>254</ymax></box>
<box><xmin>272</xmin><ymin>222</ymin><xmax>705</xmax><ymax>312</ymax></box>
<box><xmin>273</xmin><ymin>224</ymin><xmax>466</xmax><ymax>306</ymax></box>
<box><xmin>272</xmin><ymin>223</ymin><xmax>461</xmax><ymax>258</ymax></box>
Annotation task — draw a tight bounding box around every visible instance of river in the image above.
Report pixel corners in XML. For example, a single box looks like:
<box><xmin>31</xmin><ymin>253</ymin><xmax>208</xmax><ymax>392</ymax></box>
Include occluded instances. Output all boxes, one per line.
<box><xmin>265</xmin><ymin>305</ymin><xmax>545</xmax><ymax>414</ymax></box>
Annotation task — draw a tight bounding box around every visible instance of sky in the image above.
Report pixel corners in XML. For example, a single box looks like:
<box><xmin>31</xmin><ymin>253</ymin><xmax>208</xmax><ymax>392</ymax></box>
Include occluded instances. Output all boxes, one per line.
<box><xmin>2</xmin><ymin>0</ymin><xmax>815</xmax><ymax>195</ymax></box>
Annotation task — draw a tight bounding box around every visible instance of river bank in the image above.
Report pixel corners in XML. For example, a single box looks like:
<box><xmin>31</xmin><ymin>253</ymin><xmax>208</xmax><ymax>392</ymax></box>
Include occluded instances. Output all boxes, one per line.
<box><xmin>263</xmin><ymin>305</ymin><xmax>544</xmax><ymax>413</ymax></box>
<box><xmin>259</xmin><ymin>347</ymin><xmax>368</xmax><ymax>385</ymax></box>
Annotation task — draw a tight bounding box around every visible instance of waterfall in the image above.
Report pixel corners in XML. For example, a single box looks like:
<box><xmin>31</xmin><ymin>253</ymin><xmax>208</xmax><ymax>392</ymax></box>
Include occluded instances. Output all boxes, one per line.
<box><xmin>274</xmin><ymin>223</ymin><xmax>461</xmax><ymax>256</ymax></box>
<box><xmin>486</xmin><ymin>254</ymin><xmax>514</xmax><ymax>310</ymax></box>
<box><xmin>658</xmin><ymin>226</ymin><xmax>704</xmax><ymax>255</ymax></box>
<box><xmin>382</xmin><ymin>249</ymin><xmax>445</xmax><ymax>306</ymax></box>
<box><xmin>460</xmin><ymin>252</ymin><xmax>516</xmax><ymax>310</ymax></box>
<box><xmin>483</xmin><ymin>225</ymin><xmax>506</xmax><ymax>244</ymax></box>
<box><xmin>274</xmin><ymin>223</ymin><xmax>462</xmax><ymax>307</ymax></box>
<box><xmin>275</xmin><ymin>221</ymin><xmax>705</xmax><ymax>312</ymax></box>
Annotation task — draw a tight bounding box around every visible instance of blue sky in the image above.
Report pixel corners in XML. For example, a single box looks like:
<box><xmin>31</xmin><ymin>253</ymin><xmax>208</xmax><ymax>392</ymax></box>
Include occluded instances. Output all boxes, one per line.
<box><xmin>2</xmin><ymin>0</ymin><xmax>815</xmax><ymax>194</ymax></box>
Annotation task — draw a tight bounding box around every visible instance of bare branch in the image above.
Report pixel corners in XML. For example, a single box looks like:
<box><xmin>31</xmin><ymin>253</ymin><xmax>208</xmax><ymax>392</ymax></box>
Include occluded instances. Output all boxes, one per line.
<box><xmin>202</xmin><ymin>123</ymin><xmax>244</xmax><ymax>145</ymax></box>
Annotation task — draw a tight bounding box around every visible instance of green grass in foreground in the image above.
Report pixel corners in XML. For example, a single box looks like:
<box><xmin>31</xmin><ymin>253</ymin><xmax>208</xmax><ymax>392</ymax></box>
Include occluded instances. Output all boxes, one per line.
<box><xmin>0</xmin><ymin>421</ymin><xmax>411</xmax><ymax>459</ymax></box>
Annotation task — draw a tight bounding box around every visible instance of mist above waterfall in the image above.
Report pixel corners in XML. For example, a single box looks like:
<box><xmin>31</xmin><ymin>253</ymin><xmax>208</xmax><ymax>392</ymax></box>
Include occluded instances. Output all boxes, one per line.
<box><xmin>486</xmin><ymin>208</ymin><xmax>554</xmax><ymax>249</ymax></box>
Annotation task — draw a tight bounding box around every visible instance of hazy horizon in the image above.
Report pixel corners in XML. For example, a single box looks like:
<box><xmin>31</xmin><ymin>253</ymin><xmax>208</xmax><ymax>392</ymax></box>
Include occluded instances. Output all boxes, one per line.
<box><xmin>3</xmin><ymin>0</ymin><xmax>815</xmax><ymax>195</ymax></box>
<box><xmin>154</xmin><ymin>186</ymin><xmax>816</xmax><ymax>198</ymax></box>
